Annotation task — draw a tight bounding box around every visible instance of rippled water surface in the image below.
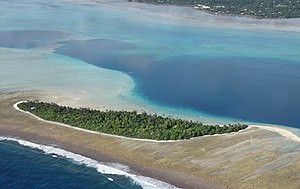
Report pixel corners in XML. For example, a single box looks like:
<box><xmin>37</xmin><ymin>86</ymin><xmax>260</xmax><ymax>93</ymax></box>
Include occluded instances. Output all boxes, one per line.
<box><xmin>0</xmin><ymin>139</ymin><xmax>142</xmax><ymax>189</ymax></box>
<box><xmin>0</xmin><ymin>0</ymin><xmax>300</xmax><ymax>127</ymax></box>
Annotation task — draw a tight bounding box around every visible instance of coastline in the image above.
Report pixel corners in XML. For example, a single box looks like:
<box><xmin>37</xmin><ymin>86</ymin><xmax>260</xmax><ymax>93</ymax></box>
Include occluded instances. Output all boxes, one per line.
<box><xmin>13</xmin><ymin>101</ymin><xmax>300</xmax><ymax>143</ymax></box>
<box><xmin>0</xmin><ymin>136</ymin><xmax>179</xmax><ymax>189</ymax></box>
<box><xmin>2</xmin><ymin>0</ymin><xmax>300</xmax><ymax>129</ymax></box>
<box><xmin>250</xmin><ymin>125</ymin><xmax>300</xmax><ymax>143</ymax></box>
<box><xmin>0</xmin><ymin>92</ymin><xmax>224</xmax><ymax>189</ymax></box>
<box><xmin>1</xmin><ymin>1</ymin><xmax>300</xmax><ymax>188</ymax></box>
<box><xmin>79</xmin><ymin>0</ymin><xmax>300</xmax><ymax>33</ymax></box>
<box><xmin>0</xmin><ymin>132</ymin><xmax>185</xmax><ymax>188</ymax></box>
<box><xmin>2</xmin><ymin>92</ymin><xmax>300</xmax><ymax>189</ymax></box>
<box><xmin>13</xmin><ymin>101</ymin><xmax>250</xmax><ymax>143</ymax></box>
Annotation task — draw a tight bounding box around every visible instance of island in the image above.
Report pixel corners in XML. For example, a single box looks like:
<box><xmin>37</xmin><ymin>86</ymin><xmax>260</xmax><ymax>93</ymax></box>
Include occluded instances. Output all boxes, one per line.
<box><xmin>17</xmin><ymin>101</ymin><xmax>248</xmax><ymax>140</ymax></box>
<box><xmin>129</xmin><ymin>0</ymin><xmax>300</xmax><ymax>18</ymax></box>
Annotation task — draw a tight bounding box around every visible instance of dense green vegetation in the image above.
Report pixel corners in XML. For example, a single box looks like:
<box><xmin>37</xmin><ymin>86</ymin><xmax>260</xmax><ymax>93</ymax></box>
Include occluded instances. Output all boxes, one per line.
<box><xmin>18</xmin><ymin>101</ymin><xmax>248</xmax><ymax>140</ymax></box>
<box><xmin>129</xmin><ymin>0</ymin><xmax>300</xmax><ymax>18</ymax></box>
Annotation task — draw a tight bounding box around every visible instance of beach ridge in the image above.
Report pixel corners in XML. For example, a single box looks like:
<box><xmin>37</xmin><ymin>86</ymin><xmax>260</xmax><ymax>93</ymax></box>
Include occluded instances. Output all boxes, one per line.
<box><xmin>251</xmin><ymin>124</ymin><xmax>300</xmax><ymax>142</ymax></box>
<box><xmin>1</xmin><ymin>92</ymin><xmax>300</xmax><ymax>189</ymax></box>
<box><xmin>14</xmin><ymin>101</ymin><xmax>300</xmax><ymax>143</ymax></box>
<box><xmin>14</xmin><ymin>101</ymin><xmax>249</xmax><ymax>143</ymax></box>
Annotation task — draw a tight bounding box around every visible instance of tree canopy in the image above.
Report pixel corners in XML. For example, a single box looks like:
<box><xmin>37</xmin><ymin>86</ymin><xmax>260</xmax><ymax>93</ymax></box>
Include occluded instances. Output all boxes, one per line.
<box><xmin>130</xmin><ymin>0</ymin><xmax>300</xmax><ymax>18</ymax></box>
<box><xmin>18</xmin><ymin>101</ymin><xmax>248</xmax><ymax>140</ymax></box>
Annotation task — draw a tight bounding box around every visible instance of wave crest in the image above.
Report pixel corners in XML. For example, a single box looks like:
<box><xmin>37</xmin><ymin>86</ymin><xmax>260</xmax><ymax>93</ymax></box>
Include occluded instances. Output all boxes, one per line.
<box><xmin>0</xmin><ymin>136</ymin><xmax>179</xmax><ymax>189</ymax></box>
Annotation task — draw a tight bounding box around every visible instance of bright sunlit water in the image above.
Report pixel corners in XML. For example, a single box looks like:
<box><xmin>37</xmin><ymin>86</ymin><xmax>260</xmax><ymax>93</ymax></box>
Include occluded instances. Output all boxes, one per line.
<box><xmin>1</xmin><ymin>0</ymin><xmax>300</xmax><ymax>188</ymax></box>
<box><xmin>0</xmin><ymin>139</ymin><xmax>143</xmax><ymax>189</ymax></box>
<box><xmin>1</xmin><ymin>0</ymin><xmax>300</xmax><ymax>127</ymax></box>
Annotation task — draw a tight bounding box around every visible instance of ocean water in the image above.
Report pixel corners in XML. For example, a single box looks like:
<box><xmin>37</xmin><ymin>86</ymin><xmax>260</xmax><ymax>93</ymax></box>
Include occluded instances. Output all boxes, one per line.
<box><xmin>55</xmin><ymin>39</ymin><xmax>300</xmax><ymax>127</ymax></box>
<box><xmin>1</xmin><ymin>0</ymin><xmax>300</xmax><ymax>188</ymax></box>
<box><xmin>0</xmin><ymin>137</ymin><xmax>177</xmax><ymax>189</ymax></box>
<box><xmin>0</xmin><ymin>0</ymin><xmax>300</xmax><ymax>128</ymax></box>
<box><xmin>0</xmin><ymin>140</ymin><xmax>138</xmax><ymax>189</ymax></box>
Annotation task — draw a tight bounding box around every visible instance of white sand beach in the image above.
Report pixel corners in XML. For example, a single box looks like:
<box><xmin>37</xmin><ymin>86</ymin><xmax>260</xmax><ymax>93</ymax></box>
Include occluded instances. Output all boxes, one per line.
<box><xmin>1</xmin><ymin>92</ymin><xmax>300</xmax><ymax>189</ymax></box>
<box><xmin>14</xmin><ymin>101</ymin><xmax>300</xmax><ymax>143</ymax></box>
<box><xmin>251</xmin><ymin>125</ymin><xmax>300</xmax><ymax>142</ymax></box>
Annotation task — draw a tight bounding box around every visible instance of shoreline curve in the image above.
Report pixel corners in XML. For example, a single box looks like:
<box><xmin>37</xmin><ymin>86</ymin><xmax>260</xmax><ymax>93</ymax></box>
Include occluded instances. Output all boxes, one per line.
<box><xmin>250</xmin><ymin>124</ymin><xmax>300</xmax><ymax>142</ymax></box>
<box><xmin>14</xmin><ymin>101</ymin><xmax>300</xmax><ymax>143</ymax></box>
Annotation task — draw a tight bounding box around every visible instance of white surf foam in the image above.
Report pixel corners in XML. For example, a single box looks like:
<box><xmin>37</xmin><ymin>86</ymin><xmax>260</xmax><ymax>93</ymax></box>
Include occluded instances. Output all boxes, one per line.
<box><xmin>108</xmin><ymin>177</ymin><xmax>114</xmax><ymax>181</ymax></box>
<box><xmin>0</xmin><ymin>136</ymin><xmax>180</xmax><ymax>189</ymax></box>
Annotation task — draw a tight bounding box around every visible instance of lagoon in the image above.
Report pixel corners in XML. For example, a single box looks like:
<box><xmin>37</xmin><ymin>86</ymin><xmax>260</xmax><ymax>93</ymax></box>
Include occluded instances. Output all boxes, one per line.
<box><xmin>0</xmin><ymin>0</ymin><xmax>300</xmax><ymax>127</ymax></box>
<box><xmin>56</xmin><ymin>38</ymin><xmax>300</xmax><ymax>127</ymax></box>
<box><xmin>1</xmin><ymin>0</ymin><xmax>300</xmax><ymax>188</ymax></box>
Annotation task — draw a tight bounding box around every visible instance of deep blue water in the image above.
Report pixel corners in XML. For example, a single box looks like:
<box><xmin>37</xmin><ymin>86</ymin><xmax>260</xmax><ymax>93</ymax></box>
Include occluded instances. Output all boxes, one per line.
<box><xmin>0</xmin><ymin>0</ymin><xmax>299</xmax><ymax>128</ymax></box>
<box><xmin>55</xmin><ymin>39</ymin><xmax>300</xmax><ymax>128</ymax></box>
<box><xmin>0</xmin><ymin>140</ymin><xmax>141</xmax><ymax>189</ymax></box>
<box><xmin>2</xmin><ymin>0</ymin><xmax>299</xmax><ymax>188</ymax></box>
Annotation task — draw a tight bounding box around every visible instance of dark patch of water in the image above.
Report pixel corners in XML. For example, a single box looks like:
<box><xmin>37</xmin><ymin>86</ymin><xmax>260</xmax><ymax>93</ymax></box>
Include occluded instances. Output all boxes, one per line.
<box><xmin>0</xmin><ymin>140</ymin><xmax>142</xmax><ymax>189</ymax></box>
<box><xmin>55</xmin><ymin>39</ymin><xmax>300</xmax><ymax>127</ymax></box>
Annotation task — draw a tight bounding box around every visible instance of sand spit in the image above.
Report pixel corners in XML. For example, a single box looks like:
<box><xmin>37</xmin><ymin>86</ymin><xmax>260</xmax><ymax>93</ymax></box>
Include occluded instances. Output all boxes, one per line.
<box><xmin>13</xmin><ymin>101</ymin><xmax>177</xmax><ymax>143</ymax></box>
<box><xmin>1</xmin><ymin>91</ymin><xmax>300</xmax><ymax>189</ymax></box>
<box><xmin>1</xmin><ymin>92</ymin><xmax>223</xmax><ymax>189</ymax></box>
<box><xmin>14</xmin><ymin>100</ymin><xmax>300</xmax><ymax>143</ymax></box>
<box><xmin>13</xmin><ymin>100</ymin><xmax>251</xmax><ymax>143</ymax></box>
<box><xmin>252</xmin><ymin>125</ymin><xmax>300</xmax><ymax>143</ymax></box>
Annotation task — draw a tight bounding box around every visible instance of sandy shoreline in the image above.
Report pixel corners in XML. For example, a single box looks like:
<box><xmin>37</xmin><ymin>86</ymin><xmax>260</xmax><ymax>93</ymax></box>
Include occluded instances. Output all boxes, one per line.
<box><xmin>250</xmin><ymin>125</ymin><xmax>300</xmax><ymax>142</ymax></box>
<box><xmin>13</xmin><ymin>101</ymin><xmax>252</xmax><ymax>143</ymax></box>
<box><xmin>2</xmin><ymin>92</ymin><xmax>300</xmax><ymax>189</ymax></box>
<box><xmin>1</xmin><ymin>92</ymin><xmax>224</xmax><ymax>189</ymax></box>
<box><xmin>13</xmin><ymin>101</ymin><xmax>177</xmax><ymax>143</ymax></box>
<box><xmin>74</xmin><ymin>0</ymin><xmax>300</xmax><ymax>33</ymax></box>
<box><xmin>14</xmin><ymin>101</ymin><xmax>300</xmax><ymax>144</ymax></box>
<box><xmin>1</xmin><ymin>1</ymin><xmax>300</xmax><ymax>188</ymax></box>
<box><xmin>0</xmin><ymin>130</ymin><xmax>187</xmax><ymax>189</ymax></box>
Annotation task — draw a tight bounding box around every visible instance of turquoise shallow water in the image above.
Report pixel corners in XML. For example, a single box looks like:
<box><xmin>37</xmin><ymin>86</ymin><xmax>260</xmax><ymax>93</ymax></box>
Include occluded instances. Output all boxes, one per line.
<box><xmin>0</xmin><ymin>0</ymin><xmax>300</xmax><ymax>126</ymax></box>
<box><xmin>1</xmin><ymin>1</ymin><xmax>300</xmax><ymax>188</ymax></box>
